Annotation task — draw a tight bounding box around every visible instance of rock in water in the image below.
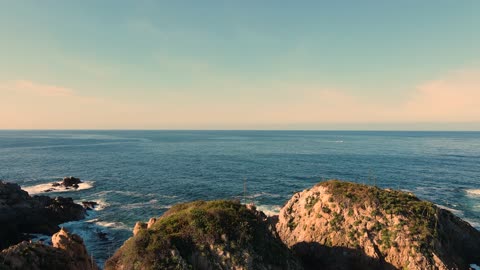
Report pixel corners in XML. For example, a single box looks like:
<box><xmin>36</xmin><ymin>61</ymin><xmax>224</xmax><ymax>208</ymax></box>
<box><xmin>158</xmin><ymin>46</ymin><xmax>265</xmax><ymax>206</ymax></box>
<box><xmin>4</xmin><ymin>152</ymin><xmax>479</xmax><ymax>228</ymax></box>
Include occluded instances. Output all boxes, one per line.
<box><xmin>0</xmin><ymin>228</ymin><xmax>98</xmax><ymax>270</ymax></box>
<box><xmin>276</xmin><ymin>180</ymin><xmax>480</xmax><ymax>270</ymax></box>
<box><xmin>105</xmin><ymin>200</ymin><xmax>303</xmax><ymax>270</ymax></box>
<box><xmin>61</xmin><ymin>176</ymin><xmax>82</xmax><ymax>188</ymax></box>
<box><xmin>0</xmin><ymin>181</ymin><xmax>86</xmax><ymax>249</ymax></box>
<box><xmin>81</xmin><ymin>201</ymin><xmax>99</xmax><ymax>210</ymax></box>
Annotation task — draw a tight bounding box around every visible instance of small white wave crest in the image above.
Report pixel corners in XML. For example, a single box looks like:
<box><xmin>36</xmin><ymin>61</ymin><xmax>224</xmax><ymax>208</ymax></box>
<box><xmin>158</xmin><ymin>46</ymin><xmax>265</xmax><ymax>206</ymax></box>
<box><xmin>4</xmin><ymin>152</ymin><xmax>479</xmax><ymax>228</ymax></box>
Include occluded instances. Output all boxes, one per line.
<box><xmin>92</xmin><ymin>198</ymin><xmax>110</xmax><ymax>211</ymax></box>
<box><xmin>436</xmin><ymin>204</ymin><xmax>463</xmax><ymax>216</ymax></box>
<box><xmin>466</xmin><ymin>189</ymin><xmax>480</xmax><ymax>197</ymax></box>
<box><xmin>119</xmin><ymin>199</ymin><xmax>172</xmax><ymax>210</ymax></box>
<box><xmin>23</xmin><ymin>181</ymin><xmax>94</xmax><ymax>195</ymax></box>
<box><xmin>255</xmin><ymin>204</ymin><xmax>282</xmax><ymax>216</ymax></box>
<box><xmin>85</xmin><ymin>218</ymin><xmax>130</xmax><ymax>230</ymax></box>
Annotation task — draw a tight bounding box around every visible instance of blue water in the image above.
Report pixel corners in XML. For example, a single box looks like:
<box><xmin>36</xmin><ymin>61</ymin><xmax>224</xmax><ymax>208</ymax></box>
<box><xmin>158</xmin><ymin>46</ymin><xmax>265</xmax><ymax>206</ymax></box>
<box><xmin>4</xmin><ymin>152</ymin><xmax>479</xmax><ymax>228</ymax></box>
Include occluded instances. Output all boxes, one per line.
<box><xmin>1</xmin><ymin>130</ymin><xmax>479</xmax><ymax>266</ymax></box>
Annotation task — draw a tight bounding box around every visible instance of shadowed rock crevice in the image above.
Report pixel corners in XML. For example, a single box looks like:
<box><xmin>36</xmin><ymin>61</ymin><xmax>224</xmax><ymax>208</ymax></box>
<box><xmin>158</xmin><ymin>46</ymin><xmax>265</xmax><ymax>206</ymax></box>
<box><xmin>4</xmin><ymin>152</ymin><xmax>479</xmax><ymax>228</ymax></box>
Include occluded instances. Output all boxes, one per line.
<box><xmin>292</xmin><ymin>242</ymin><xmax>397</xmax><ymax>270</ymax></box>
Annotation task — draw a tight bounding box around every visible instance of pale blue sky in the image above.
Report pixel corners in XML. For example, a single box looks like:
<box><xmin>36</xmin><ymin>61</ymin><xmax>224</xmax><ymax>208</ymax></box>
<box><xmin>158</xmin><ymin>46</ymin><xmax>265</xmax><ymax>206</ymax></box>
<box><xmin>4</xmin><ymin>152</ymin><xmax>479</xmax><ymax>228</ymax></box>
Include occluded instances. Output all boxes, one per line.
<box><xmin>0</xmin><ymin>1</ymin><xmax>479</xmax><ymax>129</ymax></box>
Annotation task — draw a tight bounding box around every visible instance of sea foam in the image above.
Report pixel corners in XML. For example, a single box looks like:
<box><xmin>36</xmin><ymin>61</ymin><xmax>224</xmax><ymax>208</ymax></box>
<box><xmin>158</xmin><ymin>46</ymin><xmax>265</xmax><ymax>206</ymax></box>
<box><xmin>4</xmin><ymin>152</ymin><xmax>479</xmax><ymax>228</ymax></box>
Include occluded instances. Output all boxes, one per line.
<box><xmin>256</xmin><ymin>204</ymin><xmax>282</xmax><ymax>216</ymax></box>
<box><xmin>466</xmin><ymin>189</ymin><xmax>480</xmax><ymax>197</ymax></box>
<box><xmin>22</xmin><ymin>181</ymin><xmax>94</xmax><ymax>195</ymax></box>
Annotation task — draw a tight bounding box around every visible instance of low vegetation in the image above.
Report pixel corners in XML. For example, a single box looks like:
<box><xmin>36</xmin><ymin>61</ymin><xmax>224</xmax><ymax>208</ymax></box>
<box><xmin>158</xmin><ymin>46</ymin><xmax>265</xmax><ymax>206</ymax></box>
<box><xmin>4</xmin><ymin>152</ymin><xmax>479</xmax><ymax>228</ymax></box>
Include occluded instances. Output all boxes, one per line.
<box><xmin>319</xmin><ymin>180</ymin><xmax>439</xmax><ymax>258</ymax></box>
<box><xmin>105</xmin><ymin>200</ymin><xmax>301</xmax><ymax>270</ymax></box>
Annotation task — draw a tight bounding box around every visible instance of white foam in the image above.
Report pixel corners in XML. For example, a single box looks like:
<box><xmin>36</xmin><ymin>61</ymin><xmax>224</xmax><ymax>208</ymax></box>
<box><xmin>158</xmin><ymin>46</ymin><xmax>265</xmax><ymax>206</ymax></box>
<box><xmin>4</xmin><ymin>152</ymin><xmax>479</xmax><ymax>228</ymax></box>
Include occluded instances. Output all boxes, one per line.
<box><xmin>256</xmin><ymin>204</ymin><xmax>282</xmax><ymax>216</ymax></box>
<box><xmin>466</xmin><ymin>189</ymin><xmax>480</xmax><ymax>197</ymax></box>
<box><xmin>471</xmin><ymin>264</ymin><xmax>480</xmax><ymax>270</ymax></box>
<box><xmin>23</xmin><ymin>181</ymin><xmax>94</xmax><ymax>195</ymax></box>
<box><xmin>436</xmin><ymin>204</ymin><xmax>463</xmax><ymax>216</ymax></box>
<box><xmin>119</xmin><ymin>199</ymin><xmax>172</xmax><ymax>210</ymax></box>
<box><xmin>247</xmin><ymin>192</ymin><xmax>281</xmax><ymax>199</ymax></box>
<box><xmin>93</xmin><ymin>198</ymin><xmax>110</xmax><ymax>211</ymax></box>
<box><xmin>90</xmin><ymin>190</ymin><xmax>161</xmax><ymax>198</ymax></box>
<box><xmin>95</xmin><ymin>221</ymin><xmax>130</xmax><ymax>230</ymax></box>
<box><xmin>464</xmin><ymin>218</ymin><xmax>480</xmax><ymax>230</ymax></box>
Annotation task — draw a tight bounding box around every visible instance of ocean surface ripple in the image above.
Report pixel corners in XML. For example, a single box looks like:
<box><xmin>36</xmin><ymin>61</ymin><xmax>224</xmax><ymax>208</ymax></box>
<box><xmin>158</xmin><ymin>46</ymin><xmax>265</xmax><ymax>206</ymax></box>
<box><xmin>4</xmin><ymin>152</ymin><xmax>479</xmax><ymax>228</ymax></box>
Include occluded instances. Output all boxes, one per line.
<box><xmin>1</xmin><ymin>130</ymin><xmax>479</xmax><ymax>266</ymax></box>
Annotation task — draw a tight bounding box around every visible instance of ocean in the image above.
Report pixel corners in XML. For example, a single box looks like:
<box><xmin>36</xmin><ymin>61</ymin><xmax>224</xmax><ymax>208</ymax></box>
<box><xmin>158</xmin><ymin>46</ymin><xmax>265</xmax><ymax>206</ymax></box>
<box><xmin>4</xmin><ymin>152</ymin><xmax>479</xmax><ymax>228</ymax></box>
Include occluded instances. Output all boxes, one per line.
<box><xmin>1</xmin><ymin>130</ymin><xmax>479</xmax><ymax>266</ymax></box>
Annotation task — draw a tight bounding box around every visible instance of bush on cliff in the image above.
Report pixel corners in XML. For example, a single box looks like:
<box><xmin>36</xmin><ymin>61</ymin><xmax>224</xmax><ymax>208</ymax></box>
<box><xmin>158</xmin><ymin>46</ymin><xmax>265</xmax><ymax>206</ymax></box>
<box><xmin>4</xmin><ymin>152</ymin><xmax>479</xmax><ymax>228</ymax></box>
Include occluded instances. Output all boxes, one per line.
<box><xmin>105</xmin><ymin>200</ymin><xmax>302</xmax><ymax>270</ymax></box>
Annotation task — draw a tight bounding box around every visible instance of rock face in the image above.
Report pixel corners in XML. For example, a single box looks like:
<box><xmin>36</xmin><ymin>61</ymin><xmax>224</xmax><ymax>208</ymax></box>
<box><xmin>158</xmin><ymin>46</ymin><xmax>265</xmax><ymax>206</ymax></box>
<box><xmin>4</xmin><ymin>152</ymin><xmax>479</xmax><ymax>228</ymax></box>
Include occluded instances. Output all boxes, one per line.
<box><xmin>105</xmin><ymin>200</ymin><xmax>303</xmax><ymax>270</ymax></box>
<box><xmin>276</xmin><ymin>180</ymin><xmax>480</xmax><ymax>270</ymax></box>
<box><xmin>60</xmin><ymin>176</ymin><xmax>82</xmax><ymax>188</ymax></box>
<box><xmin>0</xmin><ymin>228</ymin><xmax>98</xmax><ymax>270</ymax></box>
<box><xmin>0</xmin><ymin>181</ymin><xmax>86</xmax><ymax>249</ymax></box>
<box><xmin>81</xmin><ymin>201</ymin><xmax>99</xmax><ymax>210</ymax></box>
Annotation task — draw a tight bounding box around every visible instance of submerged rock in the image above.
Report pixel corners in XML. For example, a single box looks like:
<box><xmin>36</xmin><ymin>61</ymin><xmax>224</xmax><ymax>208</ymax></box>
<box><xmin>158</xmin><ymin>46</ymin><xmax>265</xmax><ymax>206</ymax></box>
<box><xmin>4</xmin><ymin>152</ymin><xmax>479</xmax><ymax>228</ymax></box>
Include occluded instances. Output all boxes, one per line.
<box><xmin>0</xmin><ymin>181</ymin><xmax>86</xmax><ymax>249</ymax></box>
<box><xmin>105</xmin><ymin>200</ymin><xmax>303</xmax><ymax>270</ymax></box>
<box><xmin>276</xmin><ymin>180</ymin><xmax>480</xmax><ymax>270</ymax></box>
<box><xmin>0</xmin><ymin>228</ymin><xmax>98</xmax><ymax>270</ymax></box>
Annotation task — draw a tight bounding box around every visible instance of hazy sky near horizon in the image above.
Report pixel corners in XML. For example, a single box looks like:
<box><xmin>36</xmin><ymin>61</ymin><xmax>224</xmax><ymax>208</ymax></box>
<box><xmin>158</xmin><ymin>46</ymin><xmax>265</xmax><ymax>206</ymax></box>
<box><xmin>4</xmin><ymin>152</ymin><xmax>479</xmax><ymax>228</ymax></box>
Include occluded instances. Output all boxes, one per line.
<box><xmin>1</xmin><ymin>1</ymin><xmax>479</xmax><ymax>130</ymax></box>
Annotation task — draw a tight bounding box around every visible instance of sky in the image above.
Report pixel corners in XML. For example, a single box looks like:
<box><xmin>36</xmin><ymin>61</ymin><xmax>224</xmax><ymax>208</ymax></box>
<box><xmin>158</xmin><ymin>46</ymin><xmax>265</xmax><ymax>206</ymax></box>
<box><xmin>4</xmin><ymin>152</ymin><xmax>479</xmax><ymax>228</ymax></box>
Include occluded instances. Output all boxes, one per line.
<box><xmin>0</xmin><ymin>1</ymin><xmax>479</xmax><ymax>130</ymax></box>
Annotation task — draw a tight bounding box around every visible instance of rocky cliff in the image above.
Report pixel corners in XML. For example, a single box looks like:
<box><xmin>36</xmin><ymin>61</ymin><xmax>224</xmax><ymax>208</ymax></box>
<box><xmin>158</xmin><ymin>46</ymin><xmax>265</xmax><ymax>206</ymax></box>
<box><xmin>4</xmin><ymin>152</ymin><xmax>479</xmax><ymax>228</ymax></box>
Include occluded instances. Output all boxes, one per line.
<box><xmin>0</xmin><ymin>228</ymin><xmax>98</xmax><ymax>270</ymax></box>
<box><xmin>276</xmin><ymin>180</ymin><xmax>480</xmax><ymax>270</ymax></box>
<box><xmin>0</xmin><ymin>181</ymin><xmax>86</xmax><ymax>249</ymax></box>
<box><xmin>105</xmin><ymin>200</ymin><xmax>303</xmax><ymax>270</ymax></box>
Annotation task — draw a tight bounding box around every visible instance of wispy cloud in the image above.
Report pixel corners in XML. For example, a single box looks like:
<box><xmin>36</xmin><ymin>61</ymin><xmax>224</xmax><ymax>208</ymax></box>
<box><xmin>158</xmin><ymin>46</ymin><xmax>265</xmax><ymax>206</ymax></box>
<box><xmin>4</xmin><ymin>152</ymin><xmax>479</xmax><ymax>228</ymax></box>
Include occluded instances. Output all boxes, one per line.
<box><xmin>401</xmin><ymin>70</ymin><xmax>480</xmax><ymax>122</ymax></box>
<box><xmin>1</xmin><ymin>80</ymin><xmax>75</xmax><ymax>97</ymax></box>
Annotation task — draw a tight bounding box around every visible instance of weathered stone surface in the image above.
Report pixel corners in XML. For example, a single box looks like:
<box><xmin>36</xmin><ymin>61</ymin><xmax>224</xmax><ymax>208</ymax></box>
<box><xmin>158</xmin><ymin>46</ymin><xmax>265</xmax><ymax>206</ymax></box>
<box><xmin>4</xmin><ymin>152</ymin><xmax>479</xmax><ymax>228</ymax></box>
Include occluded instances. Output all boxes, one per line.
<box><xmin>276</xmin><ymin>180</ymin><xmax>480</xmax><ymax>270</ymax></box>
<box><xmin>0</xmin><ymin>228</ymin><xmax>98</xmax><ymax>270</ymax></box>
<box><xmin>106</xmin><ymin>200</ymin><xmax>303</xmax><ymax>270</ymax></box>
<box><xmin>0</xmin><ymin>181</ymin><xmax>86</xmax><ymax>249</ymax></box>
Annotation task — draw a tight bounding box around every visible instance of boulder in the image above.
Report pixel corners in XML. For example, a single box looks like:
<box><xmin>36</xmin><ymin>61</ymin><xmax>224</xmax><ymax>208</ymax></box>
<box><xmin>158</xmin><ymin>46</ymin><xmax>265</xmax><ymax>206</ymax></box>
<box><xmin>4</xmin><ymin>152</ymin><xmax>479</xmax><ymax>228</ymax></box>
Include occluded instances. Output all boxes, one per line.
<box><xmin>0</xmin><ymin>181</ymin><xmax>86</xmax><ymax>249</ymax></box>
<box><xmin>0</xmin><ymin>228</ymin><xmax>98</xmax><ymax>270</ymax></box>
<box><xmin>276</xmin><ymin>180</ymin><xmax>480</xmax><ymax>270</ymax></box>
<box><xmin>81</xmin><ymin>201</ymin><xmax>98</xmax><ymax>210</ymax></box>
<box><xmin>61</xmin><ymin>176</ymin><xmax>82</xmax><ymax>188</ymax></box>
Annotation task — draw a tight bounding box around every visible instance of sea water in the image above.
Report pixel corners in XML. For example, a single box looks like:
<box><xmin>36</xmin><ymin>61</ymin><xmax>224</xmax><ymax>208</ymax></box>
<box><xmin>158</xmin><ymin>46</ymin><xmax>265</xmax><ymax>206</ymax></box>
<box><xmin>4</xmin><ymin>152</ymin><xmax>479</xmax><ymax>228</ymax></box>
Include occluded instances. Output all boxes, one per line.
<box><xmin>1</xmin><ymin>130</ymin><xmax>479</xmax><ymax>266</ymax></box>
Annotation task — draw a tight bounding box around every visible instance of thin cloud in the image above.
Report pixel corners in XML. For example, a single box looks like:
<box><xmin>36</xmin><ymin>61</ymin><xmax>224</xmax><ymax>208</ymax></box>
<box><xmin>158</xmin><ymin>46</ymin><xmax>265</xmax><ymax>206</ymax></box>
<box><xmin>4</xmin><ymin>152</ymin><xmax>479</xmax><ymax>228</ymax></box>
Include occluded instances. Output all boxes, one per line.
<box><xmin>2</xmin><ymin>80</ymin><xmax>75</xmax><ymax>97</ymax></box>
<box><xmin>401</xmin><ymin>70</ymin><xmax>480</xmax><ymax>122</ymax></box>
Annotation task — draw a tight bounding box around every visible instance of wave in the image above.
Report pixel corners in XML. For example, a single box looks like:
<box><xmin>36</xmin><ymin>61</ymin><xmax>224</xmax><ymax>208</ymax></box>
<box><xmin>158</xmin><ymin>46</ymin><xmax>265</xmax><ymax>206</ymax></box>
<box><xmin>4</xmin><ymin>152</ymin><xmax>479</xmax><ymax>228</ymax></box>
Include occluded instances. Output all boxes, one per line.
<box><xmin>92</xmin><ymin>198</ymin><xmax>110</xmax><ymax>211</ymax></box>
<box><xmin>22</xmin><ymin>181</ymin><xmax>94</xmax><ymax>195</ymax></box>
<box><xmin>466</xmin><ymin>189</ymin><xmax>480</xmax><ymax>197</ymax></box>
<box><xmin>85</xmin><ymin>218</ymin><xmax>130</xmax><ymax>231</ymax></box>
<box><xmin>436</xmin><ymin>204</ymin><xmax>463</xmax><ymax>216</ymax></box>
<box><xmin>89</xmin><ymin>190</ymin><xmax>164</xmax><ymax>198</ymax></box>
<box><xmin>464</xmin><ymin>218</ymin><xmax>480</xmax><ymax>230</ymax></box>
<box><xmin>256</xmin><ymin>204</ymin><xmax>282</xmax><ymax>216</ymax></box>
<box><xmin>119</xmin><ymin>199</ymin><xmax>172</xmax><ymax>210</ymax></box>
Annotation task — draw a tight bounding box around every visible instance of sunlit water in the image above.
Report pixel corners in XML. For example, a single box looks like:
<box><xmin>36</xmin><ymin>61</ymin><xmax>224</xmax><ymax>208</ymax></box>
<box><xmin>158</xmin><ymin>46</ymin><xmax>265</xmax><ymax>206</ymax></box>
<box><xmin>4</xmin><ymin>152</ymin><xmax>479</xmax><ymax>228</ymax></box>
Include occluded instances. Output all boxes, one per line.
<box><xmin>1</xmin><ymin>130</ymin><xmax>479</xmax><ymax>267</ymax></box>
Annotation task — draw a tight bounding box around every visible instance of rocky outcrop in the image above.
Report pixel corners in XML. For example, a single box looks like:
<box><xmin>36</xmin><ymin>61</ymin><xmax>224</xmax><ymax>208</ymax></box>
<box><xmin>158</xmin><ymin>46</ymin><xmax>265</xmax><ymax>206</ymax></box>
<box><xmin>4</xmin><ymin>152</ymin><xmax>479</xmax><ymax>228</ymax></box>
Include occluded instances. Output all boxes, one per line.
<box><xmin>0</xmin><ymin>181</ymin><xmax>86</xmax><ymax>249</ymax></box>
<box><xmin>276</xmin><ymin>180</ymin><xmax>480</xmax><ymax>270</ymax></box>
<box><xmin>105</xmin><ymin>200</ymin><xmax>303</xmax><ymax>270</ymax></box>
<box><xmin>81</xmin><ymin>201</ymin><xmax>99</xmax><ymax>210</ymax></box>
<box><xmin>59</xmin><ymin>176</ymin><xmax>82</xmax><ymax>188</ymax></box>
<box><xmin>0</xmin><ymin>228</ymin><xmax>98</xmax><ymax>270</ymax></box>
<box><xmin>132</xmin><ymin>217</ymin><xmax>157</xmax><ymax>236</ymax></box>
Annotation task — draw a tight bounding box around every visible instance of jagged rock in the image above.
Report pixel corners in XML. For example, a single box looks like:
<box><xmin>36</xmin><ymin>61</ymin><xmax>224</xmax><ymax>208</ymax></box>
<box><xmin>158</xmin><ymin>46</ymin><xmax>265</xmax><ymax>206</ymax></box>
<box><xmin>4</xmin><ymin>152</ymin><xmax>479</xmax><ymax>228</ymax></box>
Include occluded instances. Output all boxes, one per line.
<box><xmin>132</xmin><ymin>221</ymin><xmax>147</xmax><ymax>236</ymax></box>
<box><xmin>61</xmin><ymin>176</ymin><xmax>82</xmax><ymax>188</ymax></box>
<box><xmin>276</xmin><ymin>180</ymin><xmax>480</xmax><ymax>270</ymax></box>
<box><xmin>52</xmin><ymin>228</ymin><xmax>99</xmax><ymax>269</ymax></box>
<box><xmin>105</xmin><ymin>200</ymin><xmax>303</xmax><ymax>270</ymax></box>
<box><xmin>0</xmin><ymin>228</ymin><xmax>98</xmax><ymax>270</ymax></box>
<box><xmin>0</xmin><ymin>181</ymin><xmax>86</xmax><ymax>249</ymax></box>
<box><xmin>146</xmin><ymin>217</ymin><xmax>156</xmax><ymax>228</ymax></box>
<box><xmin>81</xmin><ymin>201</ymin><xmax>98</xmax><ymax>210</ymax></box>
